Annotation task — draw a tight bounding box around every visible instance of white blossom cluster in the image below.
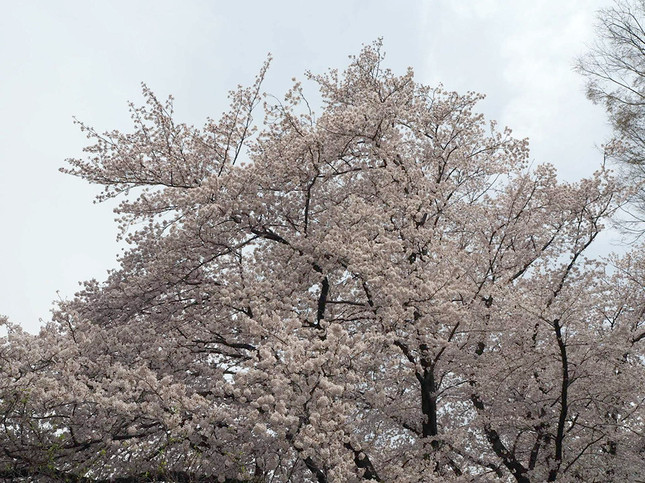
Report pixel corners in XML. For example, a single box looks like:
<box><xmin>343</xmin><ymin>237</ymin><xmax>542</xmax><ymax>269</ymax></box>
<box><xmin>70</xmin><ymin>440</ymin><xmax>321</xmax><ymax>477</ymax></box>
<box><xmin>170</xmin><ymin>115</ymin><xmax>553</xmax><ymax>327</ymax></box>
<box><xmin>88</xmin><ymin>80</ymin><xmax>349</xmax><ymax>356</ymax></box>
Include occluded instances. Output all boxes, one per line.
<box><xmin>0</xmin><ymin>43</ymin><xmax>643</xmax><ymax>482</ymax></box>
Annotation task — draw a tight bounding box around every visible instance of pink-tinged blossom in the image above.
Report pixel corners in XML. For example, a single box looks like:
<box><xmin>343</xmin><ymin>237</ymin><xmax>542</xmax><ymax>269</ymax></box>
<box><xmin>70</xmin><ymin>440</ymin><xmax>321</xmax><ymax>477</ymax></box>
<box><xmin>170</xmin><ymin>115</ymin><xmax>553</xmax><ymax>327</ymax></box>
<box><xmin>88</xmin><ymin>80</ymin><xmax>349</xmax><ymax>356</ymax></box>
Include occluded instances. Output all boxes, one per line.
<box><xmin>0</xmin><ymin>42</ymin><xmax>642</xmax><ymax>482</ymax></box>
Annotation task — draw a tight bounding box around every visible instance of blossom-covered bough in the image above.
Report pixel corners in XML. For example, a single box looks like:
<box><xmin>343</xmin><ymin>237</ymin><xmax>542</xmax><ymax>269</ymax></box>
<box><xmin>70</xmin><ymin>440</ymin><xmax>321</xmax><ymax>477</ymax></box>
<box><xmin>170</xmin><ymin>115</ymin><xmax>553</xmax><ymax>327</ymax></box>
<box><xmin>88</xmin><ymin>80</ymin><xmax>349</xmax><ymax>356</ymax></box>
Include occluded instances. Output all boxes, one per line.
<box><xmin>0</xmin><ymin>43</ymin><xmax>643</xmax><ymax>482</ymax></box>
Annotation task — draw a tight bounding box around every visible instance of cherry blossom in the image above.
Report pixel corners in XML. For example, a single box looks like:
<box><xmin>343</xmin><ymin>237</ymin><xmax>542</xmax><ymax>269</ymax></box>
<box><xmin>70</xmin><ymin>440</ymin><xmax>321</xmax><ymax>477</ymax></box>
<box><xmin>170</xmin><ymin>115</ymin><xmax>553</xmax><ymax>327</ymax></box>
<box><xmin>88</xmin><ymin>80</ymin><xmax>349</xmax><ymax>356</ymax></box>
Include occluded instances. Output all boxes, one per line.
<box><xmin>0</xmin><ymin>42</ymin><xmax>642</xmax><ymax>482</ymax></box>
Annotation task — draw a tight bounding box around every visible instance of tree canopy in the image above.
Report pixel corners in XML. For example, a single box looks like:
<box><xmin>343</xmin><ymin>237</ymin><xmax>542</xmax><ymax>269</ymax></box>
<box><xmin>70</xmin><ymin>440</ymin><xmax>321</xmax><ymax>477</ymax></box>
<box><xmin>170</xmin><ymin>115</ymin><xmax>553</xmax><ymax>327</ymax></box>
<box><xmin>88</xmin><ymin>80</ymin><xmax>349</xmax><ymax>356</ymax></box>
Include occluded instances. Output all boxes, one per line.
<box><xmin>1</xmin><ymin>43</ymin><xmax>644</xmax><ymax>482</ymax></box>
<box><xmin>578</xmin><ymin>0</ymin><xmax>645</xmax><ymax>230</ymax></box>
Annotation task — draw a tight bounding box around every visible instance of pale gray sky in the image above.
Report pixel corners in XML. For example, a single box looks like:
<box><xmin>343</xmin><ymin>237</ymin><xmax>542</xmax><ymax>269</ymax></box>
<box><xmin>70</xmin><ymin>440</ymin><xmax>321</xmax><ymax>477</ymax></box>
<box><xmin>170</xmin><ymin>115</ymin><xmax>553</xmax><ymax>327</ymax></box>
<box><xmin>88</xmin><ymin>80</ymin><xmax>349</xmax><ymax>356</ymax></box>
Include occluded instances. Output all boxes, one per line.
<box><xmin>0</xmin><ymin>1</ymin><xmax>616</xmax><ymax>332</ymax></box>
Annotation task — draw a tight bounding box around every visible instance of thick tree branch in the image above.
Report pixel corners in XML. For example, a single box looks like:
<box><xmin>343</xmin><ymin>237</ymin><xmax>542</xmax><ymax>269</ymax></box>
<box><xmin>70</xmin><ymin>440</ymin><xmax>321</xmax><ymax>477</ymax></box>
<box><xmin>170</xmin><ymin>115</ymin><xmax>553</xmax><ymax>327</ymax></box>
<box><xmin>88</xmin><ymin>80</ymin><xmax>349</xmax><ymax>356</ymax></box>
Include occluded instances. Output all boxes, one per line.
<box><xmin>470</xmin><ymin>394</ymin><xmax>530</xmax><ymax>483</ymax></box>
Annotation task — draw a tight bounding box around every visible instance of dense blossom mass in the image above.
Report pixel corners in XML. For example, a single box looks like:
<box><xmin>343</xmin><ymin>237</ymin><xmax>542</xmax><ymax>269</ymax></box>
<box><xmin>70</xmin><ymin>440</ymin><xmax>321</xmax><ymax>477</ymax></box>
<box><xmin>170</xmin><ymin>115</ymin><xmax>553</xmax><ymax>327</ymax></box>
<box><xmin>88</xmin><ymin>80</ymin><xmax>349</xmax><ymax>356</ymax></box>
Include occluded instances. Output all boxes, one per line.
<box><xmin>1</xmin><ymin>44</ymin><xmax>644</xmax><ymax>482</ymax></box>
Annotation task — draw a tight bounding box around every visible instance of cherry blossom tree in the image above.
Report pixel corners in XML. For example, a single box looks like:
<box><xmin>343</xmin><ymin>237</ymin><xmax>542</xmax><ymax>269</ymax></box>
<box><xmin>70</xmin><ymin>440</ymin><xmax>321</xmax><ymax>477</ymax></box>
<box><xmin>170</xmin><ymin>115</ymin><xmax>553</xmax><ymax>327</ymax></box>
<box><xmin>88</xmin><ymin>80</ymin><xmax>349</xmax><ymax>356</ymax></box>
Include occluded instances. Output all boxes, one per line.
<box><xmin>1</xmin><ymin>43</ymin><xmax>643</xmax><ymax>482</ymax></box>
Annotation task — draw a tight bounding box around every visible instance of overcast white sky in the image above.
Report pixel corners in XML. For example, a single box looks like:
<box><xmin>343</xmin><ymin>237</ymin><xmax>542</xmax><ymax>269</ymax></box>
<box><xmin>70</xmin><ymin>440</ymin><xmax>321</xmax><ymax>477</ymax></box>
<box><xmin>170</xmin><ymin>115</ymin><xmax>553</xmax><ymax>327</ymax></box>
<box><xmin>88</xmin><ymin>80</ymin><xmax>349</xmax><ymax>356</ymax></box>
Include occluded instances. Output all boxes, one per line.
<box><xmin>1</xmin><ymin>1</ymin><xmax>618</xmax><ymax>333</ymax></box>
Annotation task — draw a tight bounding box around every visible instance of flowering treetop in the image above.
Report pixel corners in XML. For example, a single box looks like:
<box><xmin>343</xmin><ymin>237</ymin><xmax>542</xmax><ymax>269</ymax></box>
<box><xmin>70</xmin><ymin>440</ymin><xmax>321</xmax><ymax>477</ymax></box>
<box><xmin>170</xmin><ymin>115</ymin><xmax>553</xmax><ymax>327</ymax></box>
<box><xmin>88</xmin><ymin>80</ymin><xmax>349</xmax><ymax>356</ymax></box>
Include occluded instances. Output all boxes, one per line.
<box><xmin>0</xmin><ymin>42</ymin><xmax>643</xmax><ymax>482</ymax></box>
